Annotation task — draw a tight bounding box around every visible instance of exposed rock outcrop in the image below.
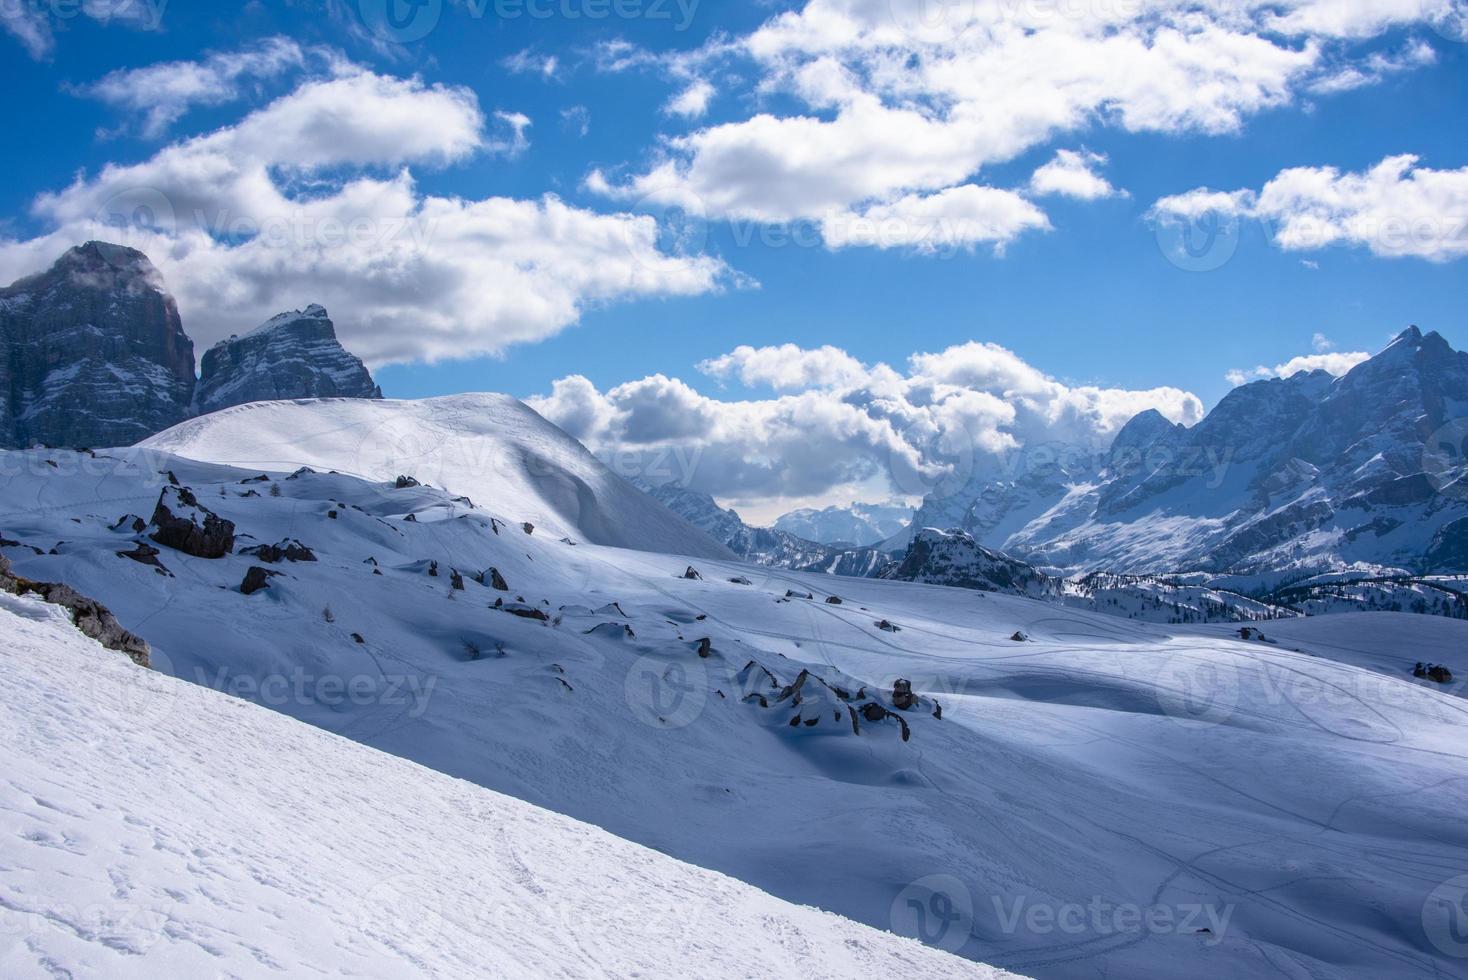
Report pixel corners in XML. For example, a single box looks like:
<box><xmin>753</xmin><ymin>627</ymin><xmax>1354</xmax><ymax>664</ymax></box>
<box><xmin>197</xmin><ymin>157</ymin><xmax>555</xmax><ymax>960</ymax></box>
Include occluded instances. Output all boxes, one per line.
<box><xmin>0</xmin><ymin>554</ymin><xmax>151</xmax><ymax>666</ymax></box>
<box><xmin>0</xmin><ymin>242</ymin><xmax>195</xmax><ymax>448</ymax></box>
<box><xmin>193</xmin><ymin>305</ymin><xmax>380</xmax><ymax>415</ymax></box>
<box><xmin>150</xmin><ymin>486</ymin><xmax>235</xmax><ymax>558</ymax></box>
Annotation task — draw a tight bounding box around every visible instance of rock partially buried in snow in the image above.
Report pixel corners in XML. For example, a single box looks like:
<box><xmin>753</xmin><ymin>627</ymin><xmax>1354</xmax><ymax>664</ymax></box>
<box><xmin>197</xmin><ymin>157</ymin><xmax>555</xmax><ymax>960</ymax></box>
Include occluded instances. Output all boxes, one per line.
<box><xmin>0</xmin><ymin>555</ymin><xmax>151</xmax><ymax>666</ymax></box>
<box><xmin>240</xmin><ymin>566</ymin><xmax>279</xmax><ymax>596</ymax></box>
<box><xmin>150</xmin><ymin>486</ymin><xmax>235</xmax><ymax>559</ymax></box>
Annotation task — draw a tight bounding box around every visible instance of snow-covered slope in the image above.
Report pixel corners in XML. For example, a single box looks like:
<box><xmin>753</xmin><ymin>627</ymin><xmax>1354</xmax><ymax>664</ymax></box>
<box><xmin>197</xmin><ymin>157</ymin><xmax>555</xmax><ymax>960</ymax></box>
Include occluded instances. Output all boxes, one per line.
<box><xmin>0</xmin><ymin>591</ymin><xmax>1004</xmax><ymax>979</ymax></box>
<box><xmin>4</xmin><ymin>446</ymin><xmax>1467</xmax><ymax>978</ymax></box>
<box><xmin>193</xmin><ymin>304</ymin><xmax>381</xmax><ymax>415</ymax></box>
<box><xmin>143</xmin><ymin>395</ymin><xmax>733</xmax><ymax>559</ymax></box>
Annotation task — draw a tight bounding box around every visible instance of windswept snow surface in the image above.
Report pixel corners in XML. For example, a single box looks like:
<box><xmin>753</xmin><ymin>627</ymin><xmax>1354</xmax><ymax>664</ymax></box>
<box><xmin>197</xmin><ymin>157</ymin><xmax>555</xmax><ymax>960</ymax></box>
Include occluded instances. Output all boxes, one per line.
<box><xmin>0</xmin><ymin>591</ymin><xmax>1007</xmax><ymax>979</ymax></box>
<box><xmin>3</xmin><ymin>448</ymin><xmax>1468</xmax><ymax>978</ymax></box>
<box><xmin>141</xmin><ymin>394</ymin><xmax>733</xmax><ymax>560</ymax></box>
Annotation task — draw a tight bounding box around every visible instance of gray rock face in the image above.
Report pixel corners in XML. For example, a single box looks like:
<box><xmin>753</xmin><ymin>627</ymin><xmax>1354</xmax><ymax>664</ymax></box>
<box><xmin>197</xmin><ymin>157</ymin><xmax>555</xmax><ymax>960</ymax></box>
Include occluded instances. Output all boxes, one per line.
<box><xmin>194</xmin><ymin>305</ymin><xmax>381</xmax><ymax>415</ymax></box>
<box><xmin>0</xmin><ymin>242</ymin><xmax>195</xmax><ymax>448</ymax></box>
<box><xmin>0</xmin><ymin>245</ymin><xmax>383</xmax><ymax>448</ymax></box>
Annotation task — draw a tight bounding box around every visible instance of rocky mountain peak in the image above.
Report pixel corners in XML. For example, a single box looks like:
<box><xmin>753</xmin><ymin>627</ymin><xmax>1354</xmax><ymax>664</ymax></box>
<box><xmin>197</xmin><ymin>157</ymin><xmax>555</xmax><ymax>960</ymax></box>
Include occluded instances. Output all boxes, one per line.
<box><xmin>0</xmin><ymin>241</ymin><xmax>195</xmax><ymax>448</ymax></box>
<box><xmin>0</xmin><ymin>244</ymin><xmax>384</xmax><ymax>448</ymax></box>
<box><xmin>195</xmin><ymin>305</ymin><xmax>381</xmax><ymax>416</ymax></box>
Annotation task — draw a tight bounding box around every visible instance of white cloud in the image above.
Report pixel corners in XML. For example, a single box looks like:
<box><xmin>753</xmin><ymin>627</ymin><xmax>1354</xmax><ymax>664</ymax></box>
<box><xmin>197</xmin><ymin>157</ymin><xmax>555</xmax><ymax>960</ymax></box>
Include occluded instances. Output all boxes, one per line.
<box><xmin>665</xmin><ymin>80</ymin><xmax>715</xmax><ymax>119</ymax></box>
<box><xmin>530</xmin><ymin>340</ymin><xmax>1204</xmax><ymax>505</ymax></box>
<box><xmin>1029</xmin><ymin>150</ymin><xmax>1124</xmax><ymax>201</ymax></box>
<box><xmin>561</xmin><ymin>105</ymin><xmax>591</xmax><ymax>137</ymax></box>
<box><xmin>502</xmin><ymin>49</ymin><xmax>560</xmax><ymax>80</ymax></box>
<box><xmin>821</xmin><ymin>185</ymin><xmax>1051</xmax><ymax>254</ymax></box>
<box><xmin>0</xmin><ymin>68</ymin><xmax>730</xmax><ymax>365</ymax></box>
<box><xmin>4</xmin><ymin>0</ymin><xmax>167</xmax><ymax>58</ymax></box>
<box><xmin>1311</xmin><ymin>332</ymin><xmax>1334</xmax><ymax>352</ymax></box>
<box><xmin>1</xmin><ymin>5</ymin><xmax>52</xmax><ymax>58</ymax></box>
<box><xmin>1153</xmin><ymin>154</ymin><xmax>1468</xmax><ymax>262</ymax></box>
<box><xmin>75</xmin><ymin>38</ymin><xmax>314</xmax><ymax>138</ymax></box>
<box><xmin>699</xmin><ymin>344</ymin><xmax>869</xmax><ymax>390</ymax></box>
<box><xmin>1226</xmin><ymin>350</ymin><xmax>1370</xmax><ymax>386</ymax></box>
<box><xmin>490</xmin><ymin>111</ymin><xmax>533</xmax><ymax>159</ymax></box>
<box><xmin>591</xmin><ymin>0</ymin><xmax>1444</xmax><ymax>242</ymax></box>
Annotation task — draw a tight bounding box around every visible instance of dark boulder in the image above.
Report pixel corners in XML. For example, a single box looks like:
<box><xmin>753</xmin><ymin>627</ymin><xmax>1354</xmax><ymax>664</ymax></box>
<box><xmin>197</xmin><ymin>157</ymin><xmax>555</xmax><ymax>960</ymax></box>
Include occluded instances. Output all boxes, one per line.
<box><xmin>150</xmin><ymin>486</ymin><xmax>235</xmax><ymax>558</ymax></box>
<box><xmin>240</xmin><ymin>566</ymin><xmax>279</xmax><ymax>595</ymax></box>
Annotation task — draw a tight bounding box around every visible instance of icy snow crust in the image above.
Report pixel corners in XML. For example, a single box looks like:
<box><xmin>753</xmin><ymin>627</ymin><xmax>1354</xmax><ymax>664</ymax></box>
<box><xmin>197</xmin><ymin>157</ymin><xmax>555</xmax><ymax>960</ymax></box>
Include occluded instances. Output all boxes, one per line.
<box><xmin>0</xmin><ymin>591</ymin><xmax>1007</xmax><ymax>979</ymax></box>
<box><xmin>4</xmin><ymin>414</ymin><xmax>1468</xmax><ymax>977</ymax></box>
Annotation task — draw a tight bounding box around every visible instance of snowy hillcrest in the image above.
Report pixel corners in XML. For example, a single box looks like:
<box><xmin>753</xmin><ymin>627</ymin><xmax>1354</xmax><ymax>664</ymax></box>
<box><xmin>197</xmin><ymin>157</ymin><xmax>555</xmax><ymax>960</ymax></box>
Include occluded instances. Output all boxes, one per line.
<box><xmin>145</xmin><ymin>395</ymin><xmax>733</xmax><ymax>559</ymax></box>
<box><xmin>4</xmin><ymin>444</ymin><xmax>1467</xmax><ymax>978</ymax></box>
<box><xmin>193</xmin><ymin>304</ymin><xmax>381</xmax><ymax>415</ymax></box>
<box><xmin>0</xmin><ymin>243</ymin><xmax>382</xmax><ymax>449</ymax></box>
<box><xmin>917</xmin><ymin>327</ymin><xmax>1468</xmax><ymax>584</ymax></box>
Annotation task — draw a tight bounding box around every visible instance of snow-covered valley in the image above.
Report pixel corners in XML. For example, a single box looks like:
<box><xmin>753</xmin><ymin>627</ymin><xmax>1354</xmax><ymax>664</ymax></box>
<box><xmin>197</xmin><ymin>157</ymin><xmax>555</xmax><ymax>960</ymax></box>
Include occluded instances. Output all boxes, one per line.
<box><xmin>4</xmin><ymin>399</ymin><xmax>1468</xmax><ymax>978</ymax></box>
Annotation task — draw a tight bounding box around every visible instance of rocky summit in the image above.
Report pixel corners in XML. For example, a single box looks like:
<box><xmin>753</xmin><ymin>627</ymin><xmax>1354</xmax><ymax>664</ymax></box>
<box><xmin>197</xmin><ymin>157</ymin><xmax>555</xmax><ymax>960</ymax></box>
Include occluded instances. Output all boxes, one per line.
<box><xmin>0</xmin><ymin>243</ymin><xmax>381</xmax><ymax>449</ymax></box>
<box><xmin>0</xmin><ymin>242</ymin><xmax>195</xmax><ymax>448</ymax></box>
<box><xmin>194</xmin><ymin>305</ymin><xmax>381</xmax><ymax>415</ymax></box>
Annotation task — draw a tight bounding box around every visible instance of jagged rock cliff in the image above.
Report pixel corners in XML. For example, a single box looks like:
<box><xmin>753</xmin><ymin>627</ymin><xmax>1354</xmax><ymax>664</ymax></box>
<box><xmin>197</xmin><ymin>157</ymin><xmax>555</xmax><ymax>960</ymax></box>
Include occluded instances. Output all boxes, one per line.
<box><xmin>0</xmin><ymin>242</ymin><xmax>195</xmax><ymax>448</ymax></box>
<box><xmin>194</xmin><ymin>305</ymin><xmax>381</xmax><ymax>415</ymax></box>
<box><xmin>0</xmin><ymin>245</ymin><xmax>381</xmax><ymax>448</ymax></box>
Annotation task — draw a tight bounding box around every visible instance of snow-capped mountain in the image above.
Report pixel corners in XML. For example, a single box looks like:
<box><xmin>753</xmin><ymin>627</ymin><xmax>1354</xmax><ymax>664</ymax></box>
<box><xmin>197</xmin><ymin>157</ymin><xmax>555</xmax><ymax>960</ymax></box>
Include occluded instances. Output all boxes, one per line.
<box><xmin>3</xmin><ymin>441</ymin><xmax>1465</xmax><ymax>978</ymax></box>
<box><xmin>0</xmin><ymin>590</ymin><xmax>1002</xmax><ymax>979</ymax></box>
<box><xmin>144</xmin><ymin>395</ymin><xmax>734</xmax><ymax>559</ymax></box>
<box><xmin>773</xmin><ymin>503</ymin><xmax>911</xmax><ymax>547</ymax></box>
<box><xmin>0</xmin><ymin>243</ymin><xmax>384</xmax><ymax>449</ymax></box>
<box><xmin>925</xmin><ymin>327</ymin><xmax>1468</xmax><ymax>582</ymax></box>
<box><xmin>636</xmin><ymin>480</ymin><xmax>892</xmax><ymax>575</ymax></box>
<box><xmin>194</xmin><ymin>304</ymin><xmax>381</xmax><ymax>415</ymax></box>
<box><xmin>880</xmin><ymin>528</ymin><xmax>1059</xmax><ymax>598</ymax></box>
<box><xmin>0</xmin><ymin>242</ymin><xmax>196</xmax><ymax>448</ymax></box>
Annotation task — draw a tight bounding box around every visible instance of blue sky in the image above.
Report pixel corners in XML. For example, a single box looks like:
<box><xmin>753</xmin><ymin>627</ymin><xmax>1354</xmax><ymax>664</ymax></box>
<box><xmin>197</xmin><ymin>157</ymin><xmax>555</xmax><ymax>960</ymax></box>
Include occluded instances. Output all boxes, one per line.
<box><xmin>2</xmin><ymin>1</ymin><xmax>1467</xmax><ymax>519</ymax></box>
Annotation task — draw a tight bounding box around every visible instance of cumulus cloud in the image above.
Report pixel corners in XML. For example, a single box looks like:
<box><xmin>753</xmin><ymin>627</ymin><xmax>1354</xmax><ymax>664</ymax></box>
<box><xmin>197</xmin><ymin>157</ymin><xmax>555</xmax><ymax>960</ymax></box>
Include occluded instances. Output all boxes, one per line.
<box><xmin>665</xmin><ymin>80</ymin><xmax>715</xmax><ymax>119</ymax></box>
<box><xmin>1030</xmin><ymin>150</ymin><xmax>1124</xmax><ymax>201</ymax></box>
<box><xmin>821</xmin><ymin>185</ymin><xmax>1051</xmax><ymax>254</ymax></box>
<box><xmin>1225</xmin><ymin>350</ymin><xmax>1370</xmax><ymax>386</ymax></box>
<box><xmin>75</xmin><ymin>38</ymin><xmax>315</xmax><ymax>138</ymax></box>
<box><xmin>589</xmin><ymin>0</ymin><xmax>1445</xmax><ymax>248</ymax></box>
<box><xmin>1153</xmin><ymin>154</ymin><xmax>1468</xmax><ymax>262</ymax></box>
<box><xmin>699</xmin><ymin>344</ymin><xmax>869</xmax><ymax>390</ymax></box>
<box><xmin>0</xmin><ymin>67</ymin><xmax>730</xmax><ymax>364</ymax></box>
<box><xmin>529</xmin><ymin>341</ymin><xmax>1204</xmax><ymax>509</ymax></box>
